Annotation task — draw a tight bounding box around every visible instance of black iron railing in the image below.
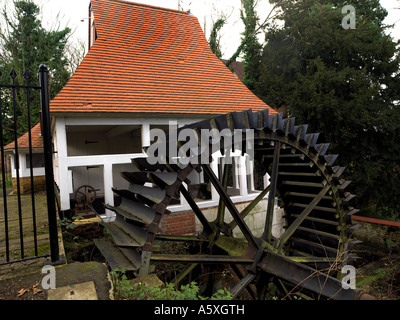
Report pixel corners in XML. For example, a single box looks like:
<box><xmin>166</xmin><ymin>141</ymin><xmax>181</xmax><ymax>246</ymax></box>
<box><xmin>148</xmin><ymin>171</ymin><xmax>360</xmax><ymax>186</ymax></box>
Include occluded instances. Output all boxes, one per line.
<box><xmin>0</xmin><ymin>65</ymin><xmax>60</xmax><ymax>265</ymax></box>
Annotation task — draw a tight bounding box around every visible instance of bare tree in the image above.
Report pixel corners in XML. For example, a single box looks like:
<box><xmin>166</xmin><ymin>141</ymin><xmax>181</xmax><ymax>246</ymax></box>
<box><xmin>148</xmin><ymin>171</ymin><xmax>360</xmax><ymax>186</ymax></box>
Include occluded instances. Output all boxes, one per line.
<box><xmin>225</xmin><ymin>0</ymin><xmax>279</xmax><ymax>67</ymax></box>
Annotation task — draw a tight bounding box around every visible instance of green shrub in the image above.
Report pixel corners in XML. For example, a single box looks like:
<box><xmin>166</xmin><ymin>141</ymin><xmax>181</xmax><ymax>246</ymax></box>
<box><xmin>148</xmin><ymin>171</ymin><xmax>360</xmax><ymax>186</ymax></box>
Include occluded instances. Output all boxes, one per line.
<box><xmin>110</xmin><ymin>268</ymin><xmax>232</xmax><ymax>300</ymax></box>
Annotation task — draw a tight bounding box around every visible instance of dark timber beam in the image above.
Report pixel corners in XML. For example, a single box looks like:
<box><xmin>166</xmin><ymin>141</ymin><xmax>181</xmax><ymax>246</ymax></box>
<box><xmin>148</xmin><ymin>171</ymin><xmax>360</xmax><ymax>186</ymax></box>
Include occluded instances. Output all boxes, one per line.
<box><xmin>277</xmin><ymin>183</ymin><xmax>331</xmax><ymax>250</ymax></box>
<box><xmin>262</xmin><ymin>141</ymin><xmax>281</xmax><ymax>243</ymax></box>
<box><xmin>201</xmin><ymin>163</ymin><xmax>260</xmax><ymax>250</ymax></box>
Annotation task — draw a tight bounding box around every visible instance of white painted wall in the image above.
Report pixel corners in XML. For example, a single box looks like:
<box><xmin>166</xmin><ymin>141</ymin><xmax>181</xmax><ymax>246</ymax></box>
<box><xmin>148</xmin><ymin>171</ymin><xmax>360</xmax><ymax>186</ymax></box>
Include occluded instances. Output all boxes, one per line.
<box><xmin>8</xmin><ymin>151</ymin><xmax>45</xmax><ymax>178</ymax></box>
<box><xmin>196</xmin><ymin>199</ymin><xmax>285</xmax><ymax>239</ymax></box>
<box><xmin>52</xmin><ymin>115</ymin><xmax>202</xmax><ymax>218</ymax></box>
<box><xmin>52</xmin><ymin>114</ymin><xmax>285</xmax><ymax>233</ymax></box>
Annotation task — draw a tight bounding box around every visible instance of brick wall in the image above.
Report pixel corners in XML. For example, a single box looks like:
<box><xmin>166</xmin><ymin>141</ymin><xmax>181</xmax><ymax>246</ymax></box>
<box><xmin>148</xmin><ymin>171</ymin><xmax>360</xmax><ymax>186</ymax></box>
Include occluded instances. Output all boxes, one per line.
<box><xmin>160</xmin><ymin>198</ymin><xmax>286</xmax><ymax>238</ymax></box>
<box><xmin>352</xmin><ymin>216</ymin><xmax>400</xmax><ymax>253</ymax></box>
<box><xmin>70</xmin><ymin>217</ymin><xmax>104</xmax><ymax>239</ymax></box>
<box><xmin>160</xmin><ymin>210</ymin><xmax>196</xmax><ymax>235</ymax></box>
<box><xmin>12</xmin><ymin>175</ymin><xmax>46</xmax><ymax>194</ymax></box>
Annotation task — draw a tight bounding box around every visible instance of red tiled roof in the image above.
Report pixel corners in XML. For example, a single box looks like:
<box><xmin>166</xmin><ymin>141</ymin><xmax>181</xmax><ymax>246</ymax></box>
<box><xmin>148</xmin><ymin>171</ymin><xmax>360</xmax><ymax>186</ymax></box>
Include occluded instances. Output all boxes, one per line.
<box><xmin>4</xmin><ymin>123</ymin><xmax>43</xmax><ymax>150</ymax></box>
<box><xmin>50</xmin><ymin>0</ymin><xmax>275</xmax><ymax>115</ymax></box>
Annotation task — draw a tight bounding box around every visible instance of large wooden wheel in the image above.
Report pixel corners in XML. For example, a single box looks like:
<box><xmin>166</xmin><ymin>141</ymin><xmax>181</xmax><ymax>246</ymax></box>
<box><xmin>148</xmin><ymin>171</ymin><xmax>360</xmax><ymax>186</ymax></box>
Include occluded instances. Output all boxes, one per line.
<box><xmin>95</xmin><ymin>109</ymin><xmax>362</xmax><ymax>300</ymax></box>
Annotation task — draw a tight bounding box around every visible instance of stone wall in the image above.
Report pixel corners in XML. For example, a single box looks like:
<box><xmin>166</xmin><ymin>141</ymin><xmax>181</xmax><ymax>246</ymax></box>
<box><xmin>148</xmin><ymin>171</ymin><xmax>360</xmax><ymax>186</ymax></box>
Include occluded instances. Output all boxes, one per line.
<box><xmin>352</xmin><ymin>216</ymin><xmax>400</xmax><ymax>253</ymax></box>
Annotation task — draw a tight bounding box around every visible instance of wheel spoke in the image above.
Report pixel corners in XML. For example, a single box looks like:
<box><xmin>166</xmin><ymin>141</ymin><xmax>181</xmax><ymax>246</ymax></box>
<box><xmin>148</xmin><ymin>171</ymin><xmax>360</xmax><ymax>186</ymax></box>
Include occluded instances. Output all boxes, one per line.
<box><xmin>201</xmin><ymin>163</ymin><xmax>260</xmax><ymax>250</ymax></box>
<box><xmin>172</xmin><ymin>263</ymin><xmax>198</xmax><ymax>286</ymax></box>
<box><xmin>227</xmin><ymin>184</ymin><xmax>270</xmax><ymax>232</ymax></box>
<box><xmin>229</xmin><ymin>264</ymin><xmax>257</xmax><ymax>299</ymax></box>
<box><xmin>230</xmin><ymin>272</ymin><xmax>256</xmax><ymax>299</ymax></box>
<box><xmin>179</xmin><ymin>184</ymin><xmax>214</xmax><ymax>234</ymax></box>
<box><xmin>277</xmin><ymin>183</ymin><xmax>331</xmax><ymax>249</ymax></box>
<box><xmin>216</xmin><ymin>162</ymin><xmax>230</xmax><ymax>228</ymax></box>
<box><xmin>262</xmin><ymin>141</ymin><xmax>281</xmax><ymax>243</ymax></box>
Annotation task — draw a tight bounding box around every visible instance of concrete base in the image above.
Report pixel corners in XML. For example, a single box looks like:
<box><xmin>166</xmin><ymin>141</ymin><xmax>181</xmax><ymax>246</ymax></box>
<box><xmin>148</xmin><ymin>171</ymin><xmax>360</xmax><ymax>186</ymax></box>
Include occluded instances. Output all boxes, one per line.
<box><xmin>47</xmin><ymin>281</ymin><xmax>98</xmax><ymax>300</ymax></box>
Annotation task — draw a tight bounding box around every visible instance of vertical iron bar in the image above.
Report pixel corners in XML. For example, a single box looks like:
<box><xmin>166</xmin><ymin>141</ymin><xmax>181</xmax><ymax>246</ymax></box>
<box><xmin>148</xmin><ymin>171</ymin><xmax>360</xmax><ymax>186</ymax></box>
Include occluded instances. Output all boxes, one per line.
<box><xmin>0</xmin><ymin>87</ymin><xmax>10</xmax><ymax>261</ymax></box>
<box><xmin>38</xmin><ymin>65</ymin><xmax>59</xmax><ymax>263</ymax></box>
<box><xmin>262</xmin><ymin>141</ymin><xmax>281</xmax><ymax>243</ymax></box>
<box><xmin>24</xmin><ymin>70</ymin><xmax>38</xmax><ymax>256</ymax></box>
<box><xmin>10</xmin><ymin>69</ymin><xmax>24</xmax><ymax>259</ymax></box>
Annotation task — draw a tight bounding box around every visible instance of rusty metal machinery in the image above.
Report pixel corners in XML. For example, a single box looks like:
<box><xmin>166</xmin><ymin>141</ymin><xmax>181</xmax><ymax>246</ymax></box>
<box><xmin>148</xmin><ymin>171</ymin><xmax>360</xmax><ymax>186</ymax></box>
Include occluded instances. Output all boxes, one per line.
<box><xmin>74</xmin><ymin>184</ymin><xmax>97</xmax><ymax>217</ymax></box>
<box><xmin>94</xmin><ymin>109</ymin><xmax>362</xmax><ymax>300</ymax></box>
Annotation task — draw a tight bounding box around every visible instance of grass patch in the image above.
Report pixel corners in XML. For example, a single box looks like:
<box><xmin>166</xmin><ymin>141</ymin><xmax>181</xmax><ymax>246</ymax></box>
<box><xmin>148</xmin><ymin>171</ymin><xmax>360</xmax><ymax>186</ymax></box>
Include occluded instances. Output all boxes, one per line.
<box><xmin>0</xmin><ymin>172</ymin><xmax>13</xmax><ymax>189</ymax></box>
<box><xmin>0</xmin><ymin>193</ymin><xmax>51</xmax><ymax>261</ymax></box>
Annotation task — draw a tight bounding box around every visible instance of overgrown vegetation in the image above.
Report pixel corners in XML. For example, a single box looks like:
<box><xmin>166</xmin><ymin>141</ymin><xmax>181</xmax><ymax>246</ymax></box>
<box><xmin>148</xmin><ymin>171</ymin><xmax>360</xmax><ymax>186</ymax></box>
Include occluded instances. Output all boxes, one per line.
<box><xmin>57</xmin><ymin>215</ymin><xmax>84</xmax><ymax>230</ymax></box>
<box><xmin>207</xmin><ymin>0</ymin><xmax>400</xmax><ymax>219</ymax></box>
<box><xmin>0</xmin><ymin>172</ymin><xmax>13</xmax><ymax>189</ymax></box>
<box><xmin>355</xmin><ymin>253</ymin><xmax>400</xmax><ymax>299</ymax></box>
<box><xmin>211</xmin><ymin>0</ymin><xmax>400</xmax><ymax>220</ymax></box>
<box><xmin>109</xmin><ymin>268</ymin><xmax>232</xmax><ymax>300</ymax></box>
<box><xmin>256</xmin><ymin>1</ymin><xmax>400</xmax><ymax>220</ymax></box>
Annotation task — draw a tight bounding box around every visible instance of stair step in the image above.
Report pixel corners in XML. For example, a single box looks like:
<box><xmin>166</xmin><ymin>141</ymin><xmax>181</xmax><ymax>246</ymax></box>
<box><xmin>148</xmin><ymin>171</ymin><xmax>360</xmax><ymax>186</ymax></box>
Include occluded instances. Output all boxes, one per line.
<box><xmin>291</xmin><ymin>203</ymin><xmax>336</xmax><ymax>213</ymax></box>
<box><xmin>292</xmin><ymin>238</ymin><xmax>338</xmax><ymax>257</ymax></box>
<box><xmin>278</xmin><ymin>171</ymin><xmax>320</xmax><ymax>177</ymax></box>
<box><xmin>105</xmin><ymin>198</ymin><xmax>156</xmax><ymax>225</ymax></box>
<box><xmin>102</xmin><ymin>215</ymin><xmax>146</xmax><ymax>247</ymax></box>
<box><xmin>121</xmin><ymin>171</ymin><xmax>178</xmax><ymax>188</ymax></box>
<box><xmin>131</xmin><ymin>157</ymin><xmax>169</xmax><ymax>172</ymax></box>
<box><xmin>128</xmin><ymin>184</ymin><xmax>166</xmax><ymax>204</ymax></box>
<box><xmin>291</xmin><ymin>214</ymin><xmax>339</xmax><ymax>226</ymax></box>
<box><xmin>285</xmin><ymin>191</ymin><xmax>332</xmax><ymax>201</ymax></box>
<box><xmin>297</xmin><ymin>226</ymin><xmax>340</xmax><ymax>240</ymax></box>
<box><xmin>94</xmin><ymin>238</ymin><xmax>141</xmax><ymax>271</ymax></box>
<box><xmin>282</xmin><ymin>181</ymin><xmax>325</xmax><ymax>188</ymax></box>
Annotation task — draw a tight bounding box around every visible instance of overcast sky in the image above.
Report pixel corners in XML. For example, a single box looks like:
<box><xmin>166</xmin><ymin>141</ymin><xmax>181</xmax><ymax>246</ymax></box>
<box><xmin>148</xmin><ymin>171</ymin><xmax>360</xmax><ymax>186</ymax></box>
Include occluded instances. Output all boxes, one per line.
<box><xmin>25</xmin><ymin>0</ymin><xmax>400</xmax><ymax>60</ymax></box>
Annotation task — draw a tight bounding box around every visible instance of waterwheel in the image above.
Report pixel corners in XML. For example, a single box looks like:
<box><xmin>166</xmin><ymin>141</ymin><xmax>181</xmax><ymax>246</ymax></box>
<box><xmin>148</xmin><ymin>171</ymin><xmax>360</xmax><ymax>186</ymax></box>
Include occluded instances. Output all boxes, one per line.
<box><xmin>94</xmin><ymin>109</ymin><xmax>363</xmax><ymax>300</ymax></box>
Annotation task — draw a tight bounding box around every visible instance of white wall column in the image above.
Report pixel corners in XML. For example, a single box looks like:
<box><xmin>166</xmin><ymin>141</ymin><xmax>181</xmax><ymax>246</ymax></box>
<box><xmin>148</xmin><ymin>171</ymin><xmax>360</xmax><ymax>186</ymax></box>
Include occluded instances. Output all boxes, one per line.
<box><xmin>142</xmin><ymin>123</ymin><xmax>150</xmax><ymax>148</ymax></box>
<box><xmin>9</xmin><ymin>153</ymin><xmax>16</xmax><ymax>178</ymax></box>
<box><xmin>55</xmin><ymin>117</ymin><xmax>70</xmax><ymax>212</ymax></box>
<box><xmin>211</xmin><ymin>156</ymin><xmax>219</xmax><ymax>202</ymax></box>
<box><xmin>247</xmin><ymin>156</ymin><xmax>255</xmax><ymax>192</ymax></box>
<box><xmin>103</xmin><ymin>162</ymin><xmax>116</xmax><ymax>222</ymax></box>
<box><xmin>233</xmin><ymin>157</ymin><xmax>239</xmax><ymax>189</ymax></box>
<box><xmin>239</xmin><ymin>156</ymin><xmax>248</xmax><ymax>197</ymax></box>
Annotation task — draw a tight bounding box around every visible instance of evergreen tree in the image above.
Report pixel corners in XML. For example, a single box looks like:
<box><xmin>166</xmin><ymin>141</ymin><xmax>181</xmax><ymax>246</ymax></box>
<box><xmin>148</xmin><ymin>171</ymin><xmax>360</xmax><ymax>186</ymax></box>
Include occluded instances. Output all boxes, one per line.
<box><xmin>0</xmin><ymin>0</ymin><xmax>71</xmax><ymax>142</ymax></box>
<box><xmin>256</xmin><ymin>0</ymin><xmax>400</xmax><ymax>217</ymax></box>
<box><xmin>240</xmin><ymin>0</ymin><xmax>262</xmax><ymax>91</ymax></box>
<box><xmin>208</xmin><ymin>18</ymin><xmax>226</xmax><ymax>59</ymax></box>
